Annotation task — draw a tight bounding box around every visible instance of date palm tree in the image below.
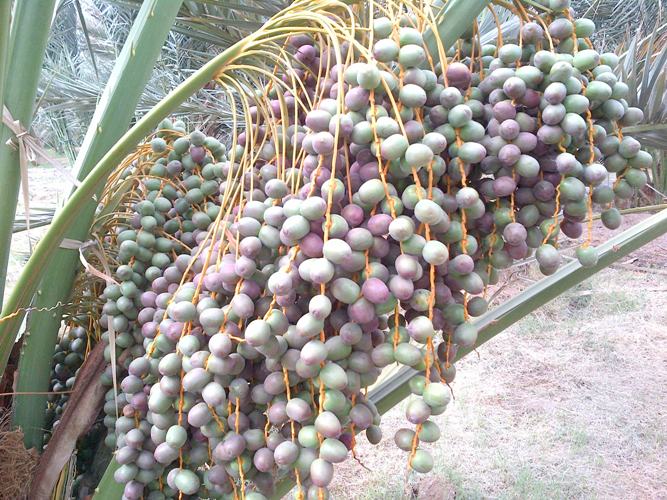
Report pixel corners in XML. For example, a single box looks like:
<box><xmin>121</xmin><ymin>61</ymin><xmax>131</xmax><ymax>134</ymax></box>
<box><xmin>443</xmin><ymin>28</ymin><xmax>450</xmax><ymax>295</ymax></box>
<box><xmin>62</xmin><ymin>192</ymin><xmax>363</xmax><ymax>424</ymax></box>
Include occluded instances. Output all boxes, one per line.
<box><xmin>0</xmin><ymin>1</ymin><xmax>666</xmax><ymax>498</ymax></box>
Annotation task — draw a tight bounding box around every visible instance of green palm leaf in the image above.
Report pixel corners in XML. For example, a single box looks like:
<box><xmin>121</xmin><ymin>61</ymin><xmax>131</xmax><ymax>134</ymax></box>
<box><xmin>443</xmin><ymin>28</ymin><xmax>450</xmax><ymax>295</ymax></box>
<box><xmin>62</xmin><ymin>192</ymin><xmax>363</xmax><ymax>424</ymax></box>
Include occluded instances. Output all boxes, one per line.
<box><xmin>0</xmin><ymin>1</ymin><xmax>57</xmax><ymax>305</ymax></box>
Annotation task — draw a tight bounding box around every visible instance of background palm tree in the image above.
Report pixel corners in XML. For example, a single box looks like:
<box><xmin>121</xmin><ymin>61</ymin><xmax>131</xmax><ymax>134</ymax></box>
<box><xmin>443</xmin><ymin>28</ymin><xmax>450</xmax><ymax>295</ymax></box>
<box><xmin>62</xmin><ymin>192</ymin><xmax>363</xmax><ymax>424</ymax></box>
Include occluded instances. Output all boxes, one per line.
<box><xmin>34</xmin><ymin>0</ymin><xmax>290</xmax><ymax>164</ymax></box>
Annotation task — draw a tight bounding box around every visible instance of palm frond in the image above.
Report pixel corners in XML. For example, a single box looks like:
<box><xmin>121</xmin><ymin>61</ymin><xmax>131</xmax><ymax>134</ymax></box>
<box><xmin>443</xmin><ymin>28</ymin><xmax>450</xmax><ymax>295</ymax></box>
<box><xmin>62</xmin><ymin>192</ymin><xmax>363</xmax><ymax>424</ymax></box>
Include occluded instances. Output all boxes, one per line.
<box><xmin>571</xmin><ymin>0</ymin><xmax>664</xmax><ymax>50</ymax></box>
<box><xmin>34</xmin><ymin>0</ymin><xmax>285</xmax><ymax>157</ymax></box>
<box><xmin>106</xmin><ymin>0</ymin><xmax>288</xmax><ymax>47</ymax></box>
<box><xmin>477</xmin><ymin>3</ymin><xmax>520</xmax><ymax>45</ymax></box>
<box><xmin>618</xmin><ymin>24</ymin><xmax>667</xmax><ymax>147</ymax></box>
<box><xmin>614</xmin><ymin>14</ymin><xmax>667</xmax><ymax>195</ymax></box>
<box><xmin>73</xmin><ymin>0</ymin><xmax>100</xmax><ymax>78</ymax></box>
<box><xmin>13</xmin><ymin>207</ymin><xmax>56</xmax><ymax>233</ymax></box>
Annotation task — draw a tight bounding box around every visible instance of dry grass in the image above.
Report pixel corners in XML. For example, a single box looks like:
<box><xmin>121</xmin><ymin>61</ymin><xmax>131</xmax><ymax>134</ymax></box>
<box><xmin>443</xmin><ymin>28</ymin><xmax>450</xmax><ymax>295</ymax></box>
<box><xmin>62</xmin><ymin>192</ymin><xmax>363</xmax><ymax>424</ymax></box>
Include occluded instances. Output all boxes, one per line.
<box><xmin>0</xmin><ymin>413</ymin><xmax>38</xmax><ymax>499</ymax></box>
